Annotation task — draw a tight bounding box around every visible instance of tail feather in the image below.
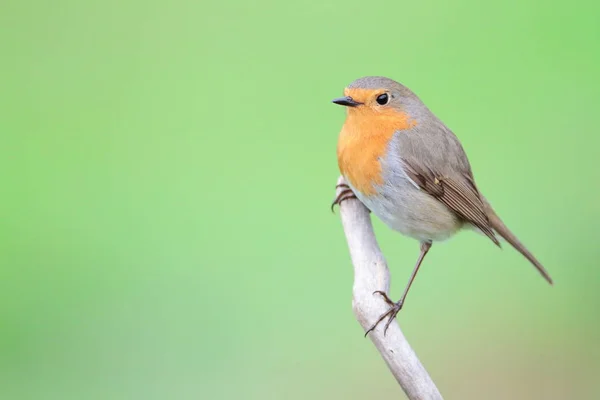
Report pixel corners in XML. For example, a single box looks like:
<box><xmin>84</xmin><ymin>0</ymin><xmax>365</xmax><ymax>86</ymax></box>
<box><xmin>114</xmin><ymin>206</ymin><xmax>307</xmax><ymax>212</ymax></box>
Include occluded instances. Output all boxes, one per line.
<box><xmin>482</xmin><ymin>197</ymin><xmax>553</xmax><ymax>285</ymax></box>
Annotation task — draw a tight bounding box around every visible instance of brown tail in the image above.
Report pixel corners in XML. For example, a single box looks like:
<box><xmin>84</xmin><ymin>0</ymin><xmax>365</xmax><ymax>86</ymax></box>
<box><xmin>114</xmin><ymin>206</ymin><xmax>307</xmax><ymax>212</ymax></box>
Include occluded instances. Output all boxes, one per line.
<box><xmin>482</xmin><ymin>197</ymin><xmax>553</xmax><ymax>285</ymax></box>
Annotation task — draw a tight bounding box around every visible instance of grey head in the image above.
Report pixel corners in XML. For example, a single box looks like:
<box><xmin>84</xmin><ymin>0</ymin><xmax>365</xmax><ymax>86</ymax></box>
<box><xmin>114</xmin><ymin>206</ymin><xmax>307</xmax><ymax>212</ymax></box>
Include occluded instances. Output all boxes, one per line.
<box><xmin>348</xmin><ymin>76</ymin><xmax>412</xmax><ymax>93</ymax></box>
<box><xmin>334</xmin><ymin>76</ymin><xmax>431</xmax><ymax>120</ymax></box>
<box><xmin>350</xmin><ymin>76</ymin><xmax>422</xmax><ymax>100</ymax></box>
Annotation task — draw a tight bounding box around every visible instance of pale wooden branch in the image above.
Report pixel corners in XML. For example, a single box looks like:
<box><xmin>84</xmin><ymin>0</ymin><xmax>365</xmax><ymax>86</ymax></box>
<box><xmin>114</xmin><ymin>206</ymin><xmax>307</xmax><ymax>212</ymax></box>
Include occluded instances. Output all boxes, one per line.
<box><xmin>335</xmin><ymin>176</ymin><xmax>443</xmax><ymax>400</ymax></box>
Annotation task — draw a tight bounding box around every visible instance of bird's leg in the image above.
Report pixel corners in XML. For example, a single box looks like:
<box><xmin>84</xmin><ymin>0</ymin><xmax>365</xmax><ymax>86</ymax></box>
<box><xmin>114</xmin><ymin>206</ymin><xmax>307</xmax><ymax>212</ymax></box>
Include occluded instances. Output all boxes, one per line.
<box><xmin>331</xmin><ymin>183</ymin><xmax>357</xmax><ymax>212</ymax></box>
<box><xmin>365</xmin><ymin>241</ymin><xmax>432</xmax><ymax>337</ymax></box>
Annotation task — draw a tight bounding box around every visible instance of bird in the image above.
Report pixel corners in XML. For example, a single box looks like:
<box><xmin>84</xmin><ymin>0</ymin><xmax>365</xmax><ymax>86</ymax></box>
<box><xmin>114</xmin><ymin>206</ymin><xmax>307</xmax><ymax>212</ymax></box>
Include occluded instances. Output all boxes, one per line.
<box><xmin>331</xmin><ymin>76</ymin><xmax>552</xmax><ymax>336</ymax></box>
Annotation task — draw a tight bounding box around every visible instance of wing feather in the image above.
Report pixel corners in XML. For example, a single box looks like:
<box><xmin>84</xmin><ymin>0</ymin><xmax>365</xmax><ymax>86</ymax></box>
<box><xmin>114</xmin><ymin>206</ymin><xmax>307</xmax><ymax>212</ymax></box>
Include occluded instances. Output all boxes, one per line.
<box><xmin>402</xmin><ymin>158</ymin><xmax>500</xmax><ymax>246</ymax></box>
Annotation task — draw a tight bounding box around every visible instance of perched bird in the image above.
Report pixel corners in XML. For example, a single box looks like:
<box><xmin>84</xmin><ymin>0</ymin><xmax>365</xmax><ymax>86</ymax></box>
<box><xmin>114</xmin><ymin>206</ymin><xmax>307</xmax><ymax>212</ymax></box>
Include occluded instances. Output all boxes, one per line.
<box><xmin>331</xmin><ymin>76</ymin><xmax>552</xmax><ymax>336</ymax></box>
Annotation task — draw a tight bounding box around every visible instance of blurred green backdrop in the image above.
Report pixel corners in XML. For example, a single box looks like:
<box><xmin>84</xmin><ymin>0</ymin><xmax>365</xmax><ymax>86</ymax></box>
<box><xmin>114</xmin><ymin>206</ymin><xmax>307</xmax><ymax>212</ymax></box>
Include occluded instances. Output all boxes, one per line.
<box><xmin>2</xmin><ymin>0</ymin><xmax>599</xmax><ymax>399</ymax></box>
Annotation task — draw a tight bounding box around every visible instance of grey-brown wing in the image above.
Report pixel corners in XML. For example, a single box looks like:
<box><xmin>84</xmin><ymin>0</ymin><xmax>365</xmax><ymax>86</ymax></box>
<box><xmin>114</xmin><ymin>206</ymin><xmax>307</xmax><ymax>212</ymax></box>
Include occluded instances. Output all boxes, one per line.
<box><xmin>394</xmin><ymin>125</ymin><xmax>499</xmax><ymax>245</ymax></box>
<box><xmin>402</xmin><ymin>159</ymin><xmax>499</xmax><ymax>246</ymax></box>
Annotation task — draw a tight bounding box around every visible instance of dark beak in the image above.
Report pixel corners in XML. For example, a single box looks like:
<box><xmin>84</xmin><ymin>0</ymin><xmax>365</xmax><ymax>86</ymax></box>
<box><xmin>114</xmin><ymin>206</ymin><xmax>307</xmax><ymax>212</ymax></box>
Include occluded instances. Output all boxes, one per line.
<box><xmin>332</xmin><ymin>96</ymin><xmax>362</xmax><ymax>107</ymax></box>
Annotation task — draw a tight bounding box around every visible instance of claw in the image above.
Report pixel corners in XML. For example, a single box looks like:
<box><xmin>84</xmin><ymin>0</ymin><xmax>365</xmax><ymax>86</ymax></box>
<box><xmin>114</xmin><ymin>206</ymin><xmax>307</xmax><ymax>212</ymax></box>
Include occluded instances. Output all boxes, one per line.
<box><xmin>382</xmin><ymin>305</ymin><xmax>402</xmax><ymax>335</ymax></box>
<box><xmin>331</xmin><ymin>188</ymin><xmax>356</xmax><ymax>212</ymax></box>
<box><xmin>372</xmin><ymin>290</ymin><xmax>395</xmax><ymax>306</ymax></box>
<box><xmin>364</xmin><ymin>291</ymin><xmax>404</xmax><ymax>337</ymax></box>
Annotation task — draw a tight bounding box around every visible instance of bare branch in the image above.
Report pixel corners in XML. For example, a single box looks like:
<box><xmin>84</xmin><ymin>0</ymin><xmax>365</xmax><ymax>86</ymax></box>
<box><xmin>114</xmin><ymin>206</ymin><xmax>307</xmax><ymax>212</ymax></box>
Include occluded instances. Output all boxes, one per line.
<box><xmin>335</xmin><ymin>176</ymin><xmax>443</xmax><ymax>400</ymax></box>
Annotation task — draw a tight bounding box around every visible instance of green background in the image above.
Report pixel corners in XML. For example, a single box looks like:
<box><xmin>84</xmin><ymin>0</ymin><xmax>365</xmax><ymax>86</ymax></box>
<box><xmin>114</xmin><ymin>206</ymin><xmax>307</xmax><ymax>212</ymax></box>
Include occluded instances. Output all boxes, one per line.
<box><xmin>2</xmin><ymin>0</ymin><xmax>599</xmax><ymax>398</ymax></box>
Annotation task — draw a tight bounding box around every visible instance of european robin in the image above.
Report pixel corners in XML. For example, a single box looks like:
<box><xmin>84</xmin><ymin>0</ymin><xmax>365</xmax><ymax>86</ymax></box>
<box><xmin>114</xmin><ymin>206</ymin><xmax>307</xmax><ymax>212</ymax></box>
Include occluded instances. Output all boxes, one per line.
<box><xmin>331</xmin><ymin>76</ymin><xmax>552</xmax><ymax>336</ymax></box>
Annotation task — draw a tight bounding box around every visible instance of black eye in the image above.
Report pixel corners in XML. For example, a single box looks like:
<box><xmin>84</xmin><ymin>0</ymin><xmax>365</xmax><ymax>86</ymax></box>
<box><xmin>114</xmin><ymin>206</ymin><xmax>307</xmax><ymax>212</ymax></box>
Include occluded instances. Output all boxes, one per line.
<box><xmin>376</xmin><ymin>93</ymin><xmax>389</xmax><ymax>105</ymax></box>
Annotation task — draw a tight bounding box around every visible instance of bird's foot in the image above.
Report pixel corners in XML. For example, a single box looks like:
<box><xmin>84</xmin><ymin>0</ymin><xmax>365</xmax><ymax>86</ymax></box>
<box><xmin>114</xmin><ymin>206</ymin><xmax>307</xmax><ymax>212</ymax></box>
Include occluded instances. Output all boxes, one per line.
<box><xmin>364</xmin><ymin>291</ymin><xmax>403</xmax><ymax>337</ymax></box>
<box><xmin>331</xmin><ymin>183</ymin><xmax>356</xmax><ymax>212</ymax></box>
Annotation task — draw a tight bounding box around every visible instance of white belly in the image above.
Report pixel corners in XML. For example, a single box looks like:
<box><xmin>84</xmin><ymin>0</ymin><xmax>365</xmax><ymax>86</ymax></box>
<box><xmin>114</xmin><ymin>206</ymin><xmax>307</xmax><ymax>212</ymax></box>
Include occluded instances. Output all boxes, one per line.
<box><xmin>346</xmin><ymin>178</ymin><xmax>462</xmax><ymax>243</ymax></box>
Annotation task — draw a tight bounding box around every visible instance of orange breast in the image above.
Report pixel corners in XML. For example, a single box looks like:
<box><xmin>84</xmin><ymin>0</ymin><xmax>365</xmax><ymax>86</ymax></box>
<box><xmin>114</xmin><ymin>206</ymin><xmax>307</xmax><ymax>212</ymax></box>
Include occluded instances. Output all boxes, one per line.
<box><xmin>337</xmin><ymin>108</ymin><xmax>416</xmax><ymax>196</ymax></box>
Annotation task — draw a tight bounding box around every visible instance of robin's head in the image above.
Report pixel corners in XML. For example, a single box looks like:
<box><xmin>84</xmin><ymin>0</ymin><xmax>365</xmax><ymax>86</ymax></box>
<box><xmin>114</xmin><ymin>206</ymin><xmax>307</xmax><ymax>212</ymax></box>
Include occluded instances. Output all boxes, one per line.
<box><xmin>332</xmin><ymin>76</ymin><xmax>426</xmax><ymax>129</ymax></box>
